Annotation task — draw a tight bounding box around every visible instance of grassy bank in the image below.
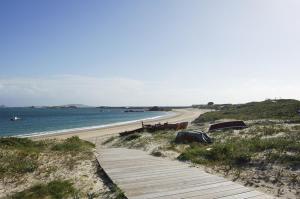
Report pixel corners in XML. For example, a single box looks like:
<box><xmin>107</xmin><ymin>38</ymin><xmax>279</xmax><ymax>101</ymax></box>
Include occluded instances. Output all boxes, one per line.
<box><xmin>0</xmin><ymin>136</ymin><xmax>123</xmax><ymax>199</ymax></box>
<box><xmin>1</xmin><ymin>136</ymin><xmax>128</xmax><ymax>199</ymax></box>
<box><xmin>178</xmin><ymin>134</ymin><xmax>300</xmax><ymax>168</ymax></box>
<box><xmin>0</xmin><ymin>136</ymin><xmax>95</xmax><ymax>180</ymax></box>
<box><xmin>193</xmin><ymin>99</ymin><xmax>300</xmax><ymax>123</ymax></box>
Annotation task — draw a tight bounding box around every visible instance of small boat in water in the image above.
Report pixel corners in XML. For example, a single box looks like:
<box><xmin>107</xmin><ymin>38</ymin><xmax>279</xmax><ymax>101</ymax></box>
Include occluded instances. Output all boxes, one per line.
<box><xmin>10</xmin><ymin>116</ymin><xmax>21</xmax><ymax>121</ymax></box>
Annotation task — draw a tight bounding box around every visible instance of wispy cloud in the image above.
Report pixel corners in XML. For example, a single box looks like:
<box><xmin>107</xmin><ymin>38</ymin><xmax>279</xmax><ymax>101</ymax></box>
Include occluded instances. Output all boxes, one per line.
<box><xmin>0</xmin><ymin>75</ymin><xmax>146</xmax><ymax>106</ymax></box>
<box><xmin>0</xmin><ymin>75</ymin><xmax>299</xmax><ymax>106</ymax></box>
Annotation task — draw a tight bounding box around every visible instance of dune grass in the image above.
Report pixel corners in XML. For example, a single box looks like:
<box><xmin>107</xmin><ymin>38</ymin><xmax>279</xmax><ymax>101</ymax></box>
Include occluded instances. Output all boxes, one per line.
<box><xmin>112</xmin><ymin>130</ymin><xmax>177</xmax><ymax>150</ymax></box>
<box><xmin>9</xmin><ymin>180</ymin><xmax>77</xmax><ymax>199</ymax></box>
<box><xmin>193</xmin><ymin>99</ymin><xmax>300</xmax><ymax>123</ymax></box>
<box><xmin>178</xmin><ymin>136</ymin><xmax>300</xmax><ymax>168</ymax></box>
<box><xmin>0</xmin><ymin>136</ymin><xmax>95</xmax><ymax>180</ymax></box>
<box><xmin>51</xmin><ymin>136</ymin><xmax>95</xmax><ymax>153</ymax></box>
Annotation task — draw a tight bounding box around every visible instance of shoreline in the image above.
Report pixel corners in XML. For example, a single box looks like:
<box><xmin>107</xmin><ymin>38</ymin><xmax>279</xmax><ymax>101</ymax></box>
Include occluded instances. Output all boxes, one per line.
<box><xmin>16</xmin><ymin>111</ymin><xmax>173</xmax><ymax>138</ymax></box>
<box><xmin>33</xmin><ymin>108</ymin><xmax>205</xmax><ymax>140</ymax></box>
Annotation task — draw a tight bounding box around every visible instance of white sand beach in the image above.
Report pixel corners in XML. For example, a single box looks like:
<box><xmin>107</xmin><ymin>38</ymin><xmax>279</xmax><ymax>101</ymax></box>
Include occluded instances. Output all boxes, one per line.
<box><xmin>34</xmin><ymin>108</ymin><xmax>205</xmax><ymax>140</ymax></box>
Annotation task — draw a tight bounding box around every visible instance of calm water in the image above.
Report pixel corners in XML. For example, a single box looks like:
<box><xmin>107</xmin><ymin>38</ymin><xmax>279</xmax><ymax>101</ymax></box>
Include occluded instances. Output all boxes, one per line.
<box><xmin>0</xmin><ymin>108</ymin><xmax>167</xmax><ymax>137</ymax></box>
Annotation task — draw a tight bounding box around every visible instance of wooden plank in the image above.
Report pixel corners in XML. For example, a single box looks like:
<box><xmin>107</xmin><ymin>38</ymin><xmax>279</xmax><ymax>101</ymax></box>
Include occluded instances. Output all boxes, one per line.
<box><xmin>115</xmin><ymin>172</ymin><xmax>218</xmax><ymax>185</ymax></box>
<box><xmin>125</xmin><ymin>179</ymin><xmax>234</xmax><ymax>197</ymax></box>
<box><xmin>217</xmin><ymin>190</ymin><xmax>264</xmax><ymax>199</ymax></box>
<box><xmin>106</xmin><ymin>164</ymin><xmax>189</xmax><ymax>174</ymax></box>
<box><xmin>153</xmin><ymin>185</ymin><xmax>249</xmax><ymax>199</ymax></box>
<box><xmin>130</xmin><ymin>181</ymin><xmax>235</xmax><ymax>199</ymax></box>
<box><xmin>121</xmin><ymin>175</ymin><xmax>217</xmax><ymax>187</ymax></box>
<box><xmin>108</xmin><ymin>167</ymin><xmax>200</xmax><ymax>179</ymax></box>
<box><xmin>97</xmin><ymin>148</ymin><xmax>276</xmax><ymax>199</ymax></box>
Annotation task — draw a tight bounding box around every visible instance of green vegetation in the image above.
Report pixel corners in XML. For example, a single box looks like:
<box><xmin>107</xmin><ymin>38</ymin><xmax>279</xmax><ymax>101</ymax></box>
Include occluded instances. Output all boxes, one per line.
<box><xmin>123</xmin><ymin>133</ymin><xmax>141</xmax><ymax>141</ymax></box>
<box><xmin>52</xmin><ymin>136</ymin><xmax>95</xmax><ymax>153</ymax></box>
<box><xmin>113</xmin><ymin>130</ymin><xmax>177</xmax><ymax>150</ymax></box>
<box><xmin>0</xmin><ymin>136</ymin><xmax>95</xmax><ymax>179</ymax></box>
<box><xmin>148</xmin><ymin>106</ymin><xmax>172</xmax><ymax>111</ymax></box>
<box><xmin>178</xmin><ymin>136</ymin><xmax>300</xmax><ymax>168</ymax></box>
<box><xmin>292</xmin><ymin>125</ymin><xmax>300</xmax><ymax>131</ymax></box>
<box><xmin>0</xmin><ymin>138</ymin><xmax>45</xmax><ymax>179</ymax></box>
<box><xmin>0</xmin><ymin>137</ymin><xmax>48</xmax><ymax>152</ymax></box>
<box><xmin>248</xmin><ymin>125</ymin><xmax>290</xmax><ymax>136</ymax></box>
<box><xmin>193</xmin><ymin>99</ymin><xmax>300</xmax><ymax>123</ymax></box>
<box><xmin>102</xmin><ymin>136</ymin><xmax>116</xmax><ymax>144</ymax></box>
<box><xmin>9</xmin><ymin>180</ymin><xmax>77</xmax><ymax>199</ymax></box>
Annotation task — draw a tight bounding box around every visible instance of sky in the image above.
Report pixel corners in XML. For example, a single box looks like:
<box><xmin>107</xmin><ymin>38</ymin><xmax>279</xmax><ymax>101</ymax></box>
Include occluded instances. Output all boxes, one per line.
<box><xmin>0</xmin><ymin>0</ymin><xmax>300</xmax><ymax>106</ymax></box>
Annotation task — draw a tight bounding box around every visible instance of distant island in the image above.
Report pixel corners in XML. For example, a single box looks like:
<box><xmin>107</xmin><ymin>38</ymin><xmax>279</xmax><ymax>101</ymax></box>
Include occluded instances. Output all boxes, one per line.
<box><xmin>30</xmin><ymin>104</ymin><xmax>91</xmax><ymax>109</ymax></box>
<box><xmin>97</xmin><ymin>106</ymin><xmax>186</xmax><ymax>111</ymax></box>
<box><xmin>148</xmin><ymin>106</ymin><xmax>172</xmax><ymax>111</ymax></box>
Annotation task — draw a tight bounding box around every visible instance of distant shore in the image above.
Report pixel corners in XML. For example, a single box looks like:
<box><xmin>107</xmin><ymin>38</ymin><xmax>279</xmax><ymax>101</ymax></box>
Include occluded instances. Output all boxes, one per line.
<box><xmin>33</xmin><ymin>108</ymin><xmax>205</xmax><ymax>140</ymax></box>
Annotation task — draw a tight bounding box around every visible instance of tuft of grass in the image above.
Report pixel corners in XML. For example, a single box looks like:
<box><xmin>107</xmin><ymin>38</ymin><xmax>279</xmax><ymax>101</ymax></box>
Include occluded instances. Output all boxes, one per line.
<box><xmin>52</xmin><ymin>136</ymin><xmax>95</xmax><ymax>153</ymax></box>
<box><xmin>9</xmin><ymin>180</ymin><xmax>77</xmax><ymax>199</ymax></box>
<box><xmin>292</xmin><ymin>125</ymin><xmax>300</xmax><ymax>131</ymax></box>
<box><xmin>123</xmin><ymin>133</ymin><xmax>141</xmax><ymax>141</ymax></box>
<box><xmin>102</xmin><ymin>136</ymin><xmax>116</xmax><ymax>145</ymax></box>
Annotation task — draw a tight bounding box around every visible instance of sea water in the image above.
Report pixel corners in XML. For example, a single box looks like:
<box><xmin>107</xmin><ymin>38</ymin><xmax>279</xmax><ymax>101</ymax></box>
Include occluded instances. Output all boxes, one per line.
<box><xmin>0</xmin><ymin>108</ymin><xmax>168</xmax><ymax>137</ymax></box>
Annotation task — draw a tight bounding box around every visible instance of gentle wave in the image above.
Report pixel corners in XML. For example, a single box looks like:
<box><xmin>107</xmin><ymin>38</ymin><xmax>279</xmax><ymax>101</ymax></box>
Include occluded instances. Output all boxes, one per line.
<box><xmin>15</xmin><ymin>112</ymin><xmax>175</xmax><ymax>138</ymax></box>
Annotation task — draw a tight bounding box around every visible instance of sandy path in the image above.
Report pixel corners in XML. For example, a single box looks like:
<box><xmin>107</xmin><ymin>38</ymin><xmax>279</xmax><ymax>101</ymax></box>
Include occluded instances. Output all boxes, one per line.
<box><xmin>33</xmin><ymin>108</ymin><xmax>205</xmax><ymax>140</ymax></box>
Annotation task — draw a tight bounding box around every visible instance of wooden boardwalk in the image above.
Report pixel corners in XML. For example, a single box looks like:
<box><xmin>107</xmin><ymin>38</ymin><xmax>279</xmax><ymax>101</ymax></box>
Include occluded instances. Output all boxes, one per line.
<box><xmin>97</xmin><ymin>148</ymin><xmax>276</xmax><ymax>199</ymax></box>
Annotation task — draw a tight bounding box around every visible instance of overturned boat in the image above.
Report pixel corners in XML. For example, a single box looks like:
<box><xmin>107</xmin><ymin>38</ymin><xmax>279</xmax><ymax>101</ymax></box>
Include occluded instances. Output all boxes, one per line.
<box><xmin>143</xmin><ymin>122</ymin><xmax>188</xmax><ymax>132</ymax></box>
<box><xmin>208</xmin><ymin>121</ymin><xmax>247</xmax><ymax>131</ymax></box>
<box><xmin>119</xmin><ymin>122</ymin><xmax>189</xmax><ymax>136</ymax></box>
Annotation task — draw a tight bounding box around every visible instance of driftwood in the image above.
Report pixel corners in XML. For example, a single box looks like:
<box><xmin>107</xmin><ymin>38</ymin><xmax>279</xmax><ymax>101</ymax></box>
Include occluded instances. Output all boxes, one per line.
<box><xmin>143</xmin><ymin>122</ymin><xmax>188</xmax><ymax>132</ymax></box>
<box><xmin>119</xmin><ymin>122</ymin><xmax>189</xmax><ymax>137</ymax></box>
<box><xmin>119</xmin><ymin>128</ymin><xmax>144</xmax><ymax>136</ymax></box>
<box><xmin>175</xmin><ymin>131</ymin><xmax>212</xmax><ymax>144</ymax></box>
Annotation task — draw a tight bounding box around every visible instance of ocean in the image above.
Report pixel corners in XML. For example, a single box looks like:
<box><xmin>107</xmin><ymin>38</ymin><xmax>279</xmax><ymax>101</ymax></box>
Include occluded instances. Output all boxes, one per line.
<box><xmin>0</xmin><ymin>107</ymin><xmax>168</xmax><ymax>137</ymax></box>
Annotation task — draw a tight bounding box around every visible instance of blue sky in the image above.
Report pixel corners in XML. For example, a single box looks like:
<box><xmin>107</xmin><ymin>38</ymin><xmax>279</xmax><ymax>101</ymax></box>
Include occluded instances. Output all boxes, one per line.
<box><xmin>0</xmin><ymin>0</ymin><xmax>300</xmax><ymax>106</ymax></box>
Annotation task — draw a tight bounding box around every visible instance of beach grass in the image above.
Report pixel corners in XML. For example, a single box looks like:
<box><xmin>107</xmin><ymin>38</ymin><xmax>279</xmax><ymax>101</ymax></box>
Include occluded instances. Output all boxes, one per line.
<box><xmin>193</xmin><ymin>99</ymin><xmax>300</xmax><ymax>123</ymax></box>
<box><xmin>9</xmin><ymin>180</ymin><xmax>77</xmax><ymax>199</ymax></box>
<box><xmin>52</xmin><ymin>136</ymin><xmax>95</xmax><ymax>153</ymax></box>
<box><xmin>112</xmin><ymin>130</ymin><xmax>177</xmax><ymax>150</ymax></box>
<box><xmin>178</xmin><ymin>136</ymin><xmax>300</xmax><ymax>168</ymax></box>
<box><xmin>0</xmin><ymin>136</ymin><xmax>95</xmax><ymax>179</ymax></box>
